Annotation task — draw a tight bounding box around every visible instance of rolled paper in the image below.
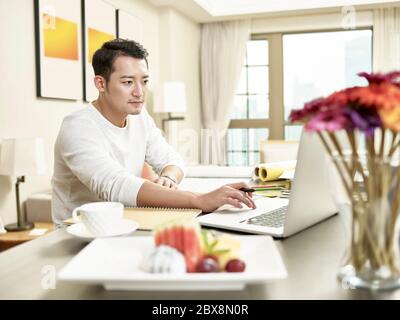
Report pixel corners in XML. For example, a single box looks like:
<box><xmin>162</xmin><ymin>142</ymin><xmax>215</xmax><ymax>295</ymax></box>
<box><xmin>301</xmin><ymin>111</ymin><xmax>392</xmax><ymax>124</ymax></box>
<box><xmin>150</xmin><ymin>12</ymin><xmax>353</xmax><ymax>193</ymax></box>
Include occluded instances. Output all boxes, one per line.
<box><xmin>254</xmin><ymin>164</ymin><xmax>284</xmax><ymax>182</ymax></box>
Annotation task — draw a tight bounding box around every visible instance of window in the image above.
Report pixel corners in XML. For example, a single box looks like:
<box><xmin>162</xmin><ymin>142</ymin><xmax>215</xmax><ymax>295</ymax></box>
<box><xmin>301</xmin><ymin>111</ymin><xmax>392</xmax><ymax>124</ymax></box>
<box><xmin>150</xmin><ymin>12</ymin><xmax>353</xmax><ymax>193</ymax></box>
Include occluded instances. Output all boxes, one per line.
<box><xmin>226</xmin><ymin>40</ymin><xmax>270</xmax><ymax>166</ymax></box>
<box><xmin>227</xmin><ymin>128</ymin><xmax>269</xmax><ymax>166</ymax></box>
<box><xmin>226</xmin><ymin>29</ymin><xmax>372</xmax><ymax>166</ymax></box>
<box><xmin>283</xmin><ymin>30</ymin><xmax>372</xmax><ymax>140</ymax></box>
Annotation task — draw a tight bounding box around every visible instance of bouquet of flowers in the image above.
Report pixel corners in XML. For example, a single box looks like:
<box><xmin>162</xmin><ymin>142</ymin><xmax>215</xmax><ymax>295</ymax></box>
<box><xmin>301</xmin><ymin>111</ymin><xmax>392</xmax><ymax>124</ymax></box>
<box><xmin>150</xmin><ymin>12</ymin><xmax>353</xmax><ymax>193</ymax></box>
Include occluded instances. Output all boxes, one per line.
<box><xmin>289</xmin><ymin>71</ymin><xmax>400</xmax><ymax>290</ymax></box>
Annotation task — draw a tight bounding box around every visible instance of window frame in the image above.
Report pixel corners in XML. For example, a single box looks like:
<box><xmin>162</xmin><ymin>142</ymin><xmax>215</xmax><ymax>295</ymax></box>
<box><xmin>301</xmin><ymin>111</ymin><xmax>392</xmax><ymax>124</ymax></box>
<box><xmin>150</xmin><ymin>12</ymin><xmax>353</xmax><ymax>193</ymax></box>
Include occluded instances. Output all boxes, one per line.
<box><xmin>228</xmin><ymin>27</ymin><xmax>373</xmax><ymax>139</ymax></box>
<box><xmin>280</xmin><ymin>27</ymin><xmax>373</xmax><ymax>135</ymax></box>
<box><xmin>226</xmin><ymin>27</ymin><xmax>373</xmax><ymax>166</ymax></box>
<box><xmin>229</xmin><ymin>34</ymin><xmax>279</xmax><ymax>137</ymax></box>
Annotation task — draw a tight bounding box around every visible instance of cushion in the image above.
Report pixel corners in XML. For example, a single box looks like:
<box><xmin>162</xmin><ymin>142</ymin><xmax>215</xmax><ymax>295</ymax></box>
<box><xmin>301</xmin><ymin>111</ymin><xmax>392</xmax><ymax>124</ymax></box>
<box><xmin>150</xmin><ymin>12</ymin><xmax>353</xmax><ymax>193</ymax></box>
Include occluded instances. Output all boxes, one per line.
<box><xmin>25</xmin><ymin>191</ymin><xmax>52</xmax><ymax>222</ymax></box>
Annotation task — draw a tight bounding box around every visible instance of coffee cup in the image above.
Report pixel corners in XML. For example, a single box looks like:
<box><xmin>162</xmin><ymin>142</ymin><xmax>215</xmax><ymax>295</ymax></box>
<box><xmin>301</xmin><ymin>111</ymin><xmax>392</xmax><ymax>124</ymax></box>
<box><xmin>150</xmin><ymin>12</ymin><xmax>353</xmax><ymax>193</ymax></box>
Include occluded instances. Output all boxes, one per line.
<box><xmin>72</xmin><ymin>202</ymin><xmax>124</xmax><ymax>237</ymax></box>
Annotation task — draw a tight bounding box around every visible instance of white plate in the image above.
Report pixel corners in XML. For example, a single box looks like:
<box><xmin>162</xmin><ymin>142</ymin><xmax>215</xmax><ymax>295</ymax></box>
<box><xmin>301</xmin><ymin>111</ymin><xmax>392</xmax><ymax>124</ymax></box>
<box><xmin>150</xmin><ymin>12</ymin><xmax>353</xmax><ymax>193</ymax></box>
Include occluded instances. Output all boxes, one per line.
<box><xmin>66</xmin><ymin>219</ymin><xmax>138</xmax><ymax>242</ymax></box>
<box><xmin>58</xmin><ymin>236</ymin><xmax>287</xmax><ymax>291</ymax></box>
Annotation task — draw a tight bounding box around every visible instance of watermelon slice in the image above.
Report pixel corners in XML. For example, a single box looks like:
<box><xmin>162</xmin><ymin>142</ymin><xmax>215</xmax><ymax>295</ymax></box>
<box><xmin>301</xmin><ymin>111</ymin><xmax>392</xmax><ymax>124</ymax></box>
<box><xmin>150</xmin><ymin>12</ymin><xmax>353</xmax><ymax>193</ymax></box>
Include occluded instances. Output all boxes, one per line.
<box><xmin>182</xmin><ymin>220</ymin><xmax>204</xmax><ymax>272</ymax></box>
<box><xmin>153</xmin><ymin>218</ymin><xmax>204</xmax><ymax>272</ymax></box>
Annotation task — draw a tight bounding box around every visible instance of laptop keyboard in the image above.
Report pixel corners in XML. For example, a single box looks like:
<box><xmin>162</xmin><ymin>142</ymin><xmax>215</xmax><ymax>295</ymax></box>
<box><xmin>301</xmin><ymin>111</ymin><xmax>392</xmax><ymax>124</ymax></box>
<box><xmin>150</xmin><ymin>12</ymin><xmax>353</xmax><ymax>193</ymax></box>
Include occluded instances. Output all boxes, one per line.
<box><xmin>243</xmin><ymin>205</ymin><xmax>288</xmax><ymax>228</ymax></box>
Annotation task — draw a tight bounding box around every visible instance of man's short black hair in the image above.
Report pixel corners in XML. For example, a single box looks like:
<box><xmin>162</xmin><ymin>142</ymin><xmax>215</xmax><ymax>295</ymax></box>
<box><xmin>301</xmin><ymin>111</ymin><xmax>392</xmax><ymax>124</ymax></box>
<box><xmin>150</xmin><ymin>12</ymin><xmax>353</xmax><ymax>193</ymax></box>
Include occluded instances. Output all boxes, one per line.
<box><xmin>92</xmin><ymin>38</ymin><xmax>149</xmax><ymax>81</ymax></box>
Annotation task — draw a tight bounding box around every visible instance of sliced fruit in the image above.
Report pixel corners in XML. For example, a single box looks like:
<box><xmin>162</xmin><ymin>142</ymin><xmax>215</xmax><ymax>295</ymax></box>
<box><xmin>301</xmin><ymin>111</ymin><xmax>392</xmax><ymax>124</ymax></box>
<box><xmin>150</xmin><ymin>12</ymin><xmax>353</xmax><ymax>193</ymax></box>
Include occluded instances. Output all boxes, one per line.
<box><xmin>154</xmin><ymin>229</ymin><xmax>162</xmax><ymax>246</ymax></box>
<box><xmin>153</xmin><ymin>220</ymin><xmax>245</xmax><ymax>273</ymax></box>
<box><xmin>153</xmin><ymin>218</ymin><xmax>205</xmax><ymax>273</ymax></box>
<box><xmin>176</xmin><ymin>224</ymin><xmax>184</xmax><ymax>254</ymax></box>
<box><xmin>166</xmin><ymin>223</ymin><xmax>174</xmax><ymax>248</ymax></box>
<box><xmin>201</xmin><ymin>231</ymin><xmax>241</xmax><ymax>270</ymax></box>
<box><xmin>142</xmin><ymin>245</ymin><xmax>186</xmax><ymax>274</ymax></box>
<box><xmin>195</xmin><ymin>256</ymin><xmax>219</xmax><ymax>273</ymax></box>
<box><xmin>225</xmin><ymin>258</ymin><xmax>246</xmax><ymax>272</ymax></box>
<box><xmin>182</xmin><ymin>220</ymin><xmax>204</xmax><ymax>272</ymax></box>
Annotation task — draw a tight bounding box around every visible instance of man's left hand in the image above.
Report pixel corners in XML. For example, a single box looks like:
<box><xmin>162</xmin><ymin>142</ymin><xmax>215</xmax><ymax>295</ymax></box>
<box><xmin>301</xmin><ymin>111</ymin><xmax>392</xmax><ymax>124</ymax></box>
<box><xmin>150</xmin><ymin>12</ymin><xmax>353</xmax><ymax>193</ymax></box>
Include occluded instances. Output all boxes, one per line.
<box><xmin>152</xmin><ymin>176</ymin><xmax>178</xmax><ymax>189</ymax></box>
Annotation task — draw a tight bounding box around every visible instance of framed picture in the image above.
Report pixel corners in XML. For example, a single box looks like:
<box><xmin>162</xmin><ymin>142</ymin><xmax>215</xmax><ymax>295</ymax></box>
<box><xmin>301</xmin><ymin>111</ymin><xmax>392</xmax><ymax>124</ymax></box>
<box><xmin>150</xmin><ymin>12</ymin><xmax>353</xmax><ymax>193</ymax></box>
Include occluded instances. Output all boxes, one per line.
<box><xmin>116</xmin><ymin>9</ymin><xmax>143</xmax><ymax>43</ymax></box>
<box><xmin>83</xmin><ymin>0</ymin><xmax>116</xmax><ymax>102</ymax></box>
<box><xmin>34</xmin><ymin>0</ymin><xmax>83</xmax><ymax>100</ymax></box>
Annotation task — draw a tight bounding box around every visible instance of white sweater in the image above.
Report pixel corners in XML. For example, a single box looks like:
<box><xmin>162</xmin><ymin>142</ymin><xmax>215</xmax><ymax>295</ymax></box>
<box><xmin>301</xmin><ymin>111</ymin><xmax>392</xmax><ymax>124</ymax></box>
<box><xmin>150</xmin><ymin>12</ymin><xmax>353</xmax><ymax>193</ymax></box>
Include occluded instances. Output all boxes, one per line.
<box><xmin>51</xmin><ymin>104</ymin><xmax>185</xmax><ymax>226</ymax></box>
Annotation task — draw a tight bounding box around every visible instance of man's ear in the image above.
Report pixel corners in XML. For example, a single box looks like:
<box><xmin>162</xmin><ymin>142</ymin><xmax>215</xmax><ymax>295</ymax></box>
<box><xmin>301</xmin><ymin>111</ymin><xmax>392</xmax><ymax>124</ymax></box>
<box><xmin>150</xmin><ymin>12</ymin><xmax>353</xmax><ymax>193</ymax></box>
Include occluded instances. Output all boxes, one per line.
<box><xmin>94</xmin><ymin>75</ymin><xmax>106</xmax><ymax>92</ymax></box>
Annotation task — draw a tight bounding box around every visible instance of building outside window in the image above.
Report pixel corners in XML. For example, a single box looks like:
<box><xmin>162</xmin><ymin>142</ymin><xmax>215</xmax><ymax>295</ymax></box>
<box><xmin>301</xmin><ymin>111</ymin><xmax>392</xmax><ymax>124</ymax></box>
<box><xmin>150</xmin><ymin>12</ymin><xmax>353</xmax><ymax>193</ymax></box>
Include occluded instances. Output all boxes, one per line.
<box><xmin>227</xmin><ymin>29</ymin><xmax>372</xmax><ymax>166</ymax></box>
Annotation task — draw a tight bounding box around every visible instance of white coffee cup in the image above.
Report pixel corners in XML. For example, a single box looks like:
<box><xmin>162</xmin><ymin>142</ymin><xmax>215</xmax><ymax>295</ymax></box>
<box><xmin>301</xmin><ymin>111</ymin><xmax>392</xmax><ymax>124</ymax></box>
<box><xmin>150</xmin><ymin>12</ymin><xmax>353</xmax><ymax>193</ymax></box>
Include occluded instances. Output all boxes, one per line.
<box><xmin>72</xmin><ymin>202</ymin><xmax>124</xmax><ymax>237</ymax></box>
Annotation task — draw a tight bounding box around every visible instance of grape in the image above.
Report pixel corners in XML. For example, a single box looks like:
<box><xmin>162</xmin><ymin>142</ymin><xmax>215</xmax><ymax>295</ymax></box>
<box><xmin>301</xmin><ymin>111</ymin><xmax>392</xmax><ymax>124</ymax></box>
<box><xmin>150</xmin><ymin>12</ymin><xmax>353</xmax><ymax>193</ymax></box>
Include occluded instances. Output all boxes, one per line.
<box><xmin>204</xmin><ymin>254</ymin><xmax>219</xmax><ymax>264</ymax></box>
<box><xmin>195</xmin><ymin>257</ymin><xmax>219</xmax><ymax>273</ymax></box>
<box><xmin>225</xmin><ymin>259</ymin><xmax>246</xmax><ymax>272</ymax></box>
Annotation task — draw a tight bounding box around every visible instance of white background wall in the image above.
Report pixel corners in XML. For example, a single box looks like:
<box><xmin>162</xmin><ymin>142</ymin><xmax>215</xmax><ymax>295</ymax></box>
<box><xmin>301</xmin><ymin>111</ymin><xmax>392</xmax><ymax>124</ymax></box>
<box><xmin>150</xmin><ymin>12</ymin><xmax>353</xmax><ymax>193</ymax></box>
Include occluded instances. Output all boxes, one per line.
<box><xmin>0</xmin><ymin>0</ymin><xmax>201</xmax><ymax>225</ymax></box>
<box><xmin>157</xmin><ymin>7</ymin><xmax>201</xmax><ymax>165</ymax></box>
<box><xmin>251</xmin><ymin>10</ymin><xmax>373</xmax><ymax>33</ymax></box>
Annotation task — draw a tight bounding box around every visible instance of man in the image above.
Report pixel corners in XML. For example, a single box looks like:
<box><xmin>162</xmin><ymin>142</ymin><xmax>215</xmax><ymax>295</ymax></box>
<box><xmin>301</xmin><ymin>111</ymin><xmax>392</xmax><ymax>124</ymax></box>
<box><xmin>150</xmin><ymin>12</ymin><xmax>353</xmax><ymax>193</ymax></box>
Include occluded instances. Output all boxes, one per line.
<box><xmin>51</xmin><ymin>39</ymin><xmax>255</xmax><ymax>226</ymax></box>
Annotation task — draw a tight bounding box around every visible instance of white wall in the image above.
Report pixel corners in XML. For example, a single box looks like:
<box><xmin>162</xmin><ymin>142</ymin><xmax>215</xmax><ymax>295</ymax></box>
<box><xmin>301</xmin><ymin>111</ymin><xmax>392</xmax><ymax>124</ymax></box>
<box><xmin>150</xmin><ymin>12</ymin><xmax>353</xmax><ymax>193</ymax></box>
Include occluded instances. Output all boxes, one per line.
<box><xmin>0</xmin><ymin>0</ymin><xmax>85</xmax><ymax>225</ymax></box>
<box><xmin>251</xmin><ymin>10</ymin><xmax>373</xmax><ymax>33</ymax></box>
<box><xmin>157</xmin><ymin>8</ymin><xmax>201</xmax><ymax>165</ymax></box>
<box><xmin>0</xmin><ymin>0</ymin><xmax>201</xmax><ymax>225</ymax></box>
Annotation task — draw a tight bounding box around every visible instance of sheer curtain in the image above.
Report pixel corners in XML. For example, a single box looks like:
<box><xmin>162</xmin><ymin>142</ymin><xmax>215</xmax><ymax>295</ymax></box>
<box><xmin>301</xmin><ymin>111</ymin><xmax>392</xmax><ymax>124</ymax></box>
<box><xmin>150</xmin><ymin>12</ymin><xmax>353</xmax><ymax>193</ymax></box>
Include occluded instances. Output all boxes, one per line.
<box><xmin>200</xmin><ymin>20</ymin><xmax>250</xmax><ymax>165</ymax></box>
<box><xmin>373</xmin><ymin>7</ymin><xmax>400</xmax><ymax>72</ymax></box>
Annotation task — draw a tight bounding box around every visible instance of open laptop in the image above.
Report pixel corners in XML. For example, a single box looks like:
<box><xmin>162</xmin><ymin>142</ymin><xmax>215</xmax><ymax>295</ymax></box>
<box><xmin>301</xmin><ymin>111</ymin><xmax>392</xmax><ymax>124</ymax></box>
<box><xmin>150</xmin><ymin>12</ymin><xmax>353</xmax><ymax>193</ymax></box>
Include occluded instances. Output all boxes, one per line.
<box><xmin>196</xmin><ymin>131</ymin><xmax>338</xmax><ymax>238</ymax></box>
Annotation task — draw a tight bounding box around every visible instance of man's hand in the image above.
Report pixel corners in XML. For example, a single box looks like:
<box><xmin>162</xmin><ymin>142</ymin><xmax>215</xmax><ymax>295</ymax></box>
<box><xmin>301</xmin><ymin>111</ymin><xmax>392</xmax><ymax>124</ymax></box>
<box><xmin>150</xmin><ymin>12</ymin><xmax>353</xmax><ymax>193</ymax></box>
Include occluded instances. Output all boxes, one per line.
<box><xmin>193</xmin><ymin>182</ymin><xmax>256</xmax><ymax>213</ymax></box>
<box><xmin>152</xmin><ymin>176</ymin><xmax>178</xmax><ymax>189</ymax></box>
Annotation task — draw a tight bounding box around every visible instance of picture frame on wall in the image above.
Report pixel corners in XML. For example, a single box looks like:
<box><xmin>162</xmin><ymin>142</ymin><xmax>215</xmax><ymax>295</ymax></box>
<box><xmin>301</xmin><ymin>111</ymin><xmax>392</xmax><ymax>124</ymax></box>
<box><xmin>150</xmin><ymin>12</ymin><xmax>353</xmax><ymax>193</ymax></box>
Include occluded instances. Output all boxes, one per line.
<box><xmin>116</xmin><ymin>9</ymin><xmax>143</xmax><ymax>43</ymax></box>
<box><xmin>82</xmin><ymin>0</ymin><xmax>116</xmax><ymax>102</ymax></box>
<box><xmin>34</xmin><ymin>0</ymin><xmax>83</xmax><ymax>100</ymax></box>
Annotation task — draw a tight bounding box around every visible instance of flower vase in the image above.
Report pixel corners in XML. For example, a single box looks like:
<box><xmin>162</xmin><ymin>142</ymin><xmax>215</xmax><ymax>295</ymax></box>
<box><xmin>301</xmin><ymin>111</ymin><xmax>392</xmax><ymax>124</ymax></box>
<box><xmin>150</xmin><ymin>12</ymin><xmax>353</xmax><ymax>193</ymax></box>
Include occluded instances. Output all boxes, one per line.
<box><xmin>288</xmin><ymin>70</ymin><xmax>400</xmax><ymax>290</ymax></box>
<box><xmin>330</xmin><ymin>154</ymin><xmax>400</xmax><ymax>290</ymax></box>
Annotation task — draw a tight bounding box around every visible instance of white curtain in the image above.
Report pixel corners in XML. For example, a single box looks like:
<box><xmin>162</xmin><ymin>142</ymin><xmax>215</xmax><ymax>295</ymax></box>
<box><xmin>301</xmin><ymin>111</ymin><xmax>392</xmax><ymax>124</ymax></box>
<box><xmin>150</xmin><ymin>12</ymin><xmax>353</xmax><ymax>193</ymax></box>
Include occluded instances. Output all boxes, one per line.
<box><xmin>373</xmin><ymin>7</ymin><xmax>400</xmax><ymax>72</ymax></box>
<box><xmin>200</xmin><ymin>20</ymin><xmax>250</xmax><ymax>165</ymax></box>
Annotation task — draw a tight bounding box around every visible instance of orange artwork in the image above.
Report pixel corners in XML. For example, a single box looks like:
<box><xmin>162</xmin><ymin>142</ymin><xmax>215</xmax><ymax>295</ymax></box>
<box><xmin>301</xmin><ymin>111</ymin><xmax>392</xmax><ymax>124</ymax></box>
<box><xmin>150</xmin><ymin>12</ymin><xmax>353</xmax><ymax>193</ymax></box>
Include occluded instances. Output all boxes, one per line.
<box><xmin>88</xmin><ymin>28</ymin><xmax>114</xmax><ymax>63</ymax></box>
<box><xmin>43</xmin><ymin>14</ymin><xmax>78</xmax><ymax>61</ymax></box>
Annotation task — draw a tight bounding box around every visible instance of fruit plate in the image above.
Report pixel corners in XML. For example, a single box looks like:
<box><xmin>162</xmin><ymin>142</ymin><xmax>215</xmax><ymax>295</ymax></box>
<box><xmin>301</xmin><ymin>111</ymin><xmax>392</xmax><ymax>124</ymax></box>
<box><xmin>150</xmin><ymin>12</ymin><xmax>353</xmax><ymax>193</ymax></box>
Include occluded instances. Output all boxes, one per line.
<box><xmin>58</xmin><ymin>236</ymin><xmax>287</xmax><ymax>291</ymax></box>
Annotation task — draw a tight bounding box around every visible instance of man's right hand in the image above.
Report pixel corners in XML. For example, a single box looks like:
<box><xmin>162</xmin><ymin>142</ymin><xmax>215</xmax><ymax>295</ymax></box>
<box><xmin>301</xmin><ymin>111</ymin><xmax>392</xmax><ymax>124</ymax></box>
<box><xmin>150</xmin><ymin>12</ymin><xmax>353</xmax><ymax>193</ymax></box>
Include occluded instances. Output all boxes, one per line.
<box><xmin>193</xmin><ymin>182</ymin><xmax>257</xmax><ymax>213</ymax></box>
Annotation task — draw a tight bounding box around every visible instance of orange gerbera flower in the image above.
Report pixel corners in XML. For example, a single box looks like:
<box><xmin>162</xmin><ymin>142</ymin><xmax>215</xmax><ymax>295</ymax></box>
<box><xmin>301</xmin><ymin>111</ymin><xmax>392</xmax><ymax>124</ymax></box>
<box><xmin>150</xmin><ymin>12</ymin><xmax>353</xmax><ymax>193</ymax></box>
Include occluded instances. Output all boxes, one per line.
<box><xmin>289</xmin><ymin>71</ymin><xmax>400</xmax><ymax>134</ymax></box>
<box><xmin>347</xmin><ymin>82</ymin><xmax>400</xmax><ymax>111</ymax></box>
<box><xmin>379</xmin><ymin>107</ymin><xmax>400</xmax><ymax>132</ymax></box>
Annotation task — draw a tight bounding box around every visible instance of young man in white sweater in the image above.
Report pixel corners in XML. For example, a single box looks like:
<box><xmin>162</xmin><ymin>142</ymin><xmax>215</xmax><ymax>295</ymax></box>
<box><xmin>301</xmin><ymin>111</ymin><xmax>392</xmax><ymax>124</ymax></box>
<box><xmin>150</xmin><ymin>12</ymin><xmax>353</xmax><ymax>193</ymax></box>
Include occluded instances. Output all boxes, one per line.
<box><xmin>51</xmin><ymin>39</ymin><xmax>255</xmax><ymax>226</ymax></box>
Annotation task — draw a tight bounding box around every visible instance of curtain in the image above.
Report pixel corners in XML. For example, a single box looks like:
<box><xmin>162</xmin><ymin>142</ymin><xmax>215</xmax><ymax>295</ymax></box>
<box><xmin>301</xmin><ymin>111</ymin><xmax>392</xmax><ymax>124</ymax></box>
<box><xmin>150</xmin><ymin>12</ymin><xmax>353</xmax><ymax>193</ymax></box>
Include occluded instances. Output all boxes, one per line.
<box><xmin>373</xmin><ymin>7</ymin><xmax>400</xmax><ymax>72</ymax></box>
<box><xmin>200</xmin><ymin>20</ymin><xmax>250</xmax><ymax>165</ymax></box>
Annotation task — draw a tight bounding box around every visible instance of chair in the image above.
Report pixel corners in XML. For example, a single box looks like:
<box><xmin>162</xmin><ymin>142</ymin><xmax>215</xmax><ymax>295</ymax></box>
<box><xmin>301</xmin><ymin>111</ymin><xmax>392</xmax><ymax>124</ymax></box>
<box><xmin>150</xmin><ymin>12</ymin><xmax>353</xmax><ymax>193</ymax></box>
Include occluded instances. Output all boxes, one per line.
<box><xmin>259</xmin><ymin>139</ymin><xmax>299</xmax><ymax>163</ymax></box>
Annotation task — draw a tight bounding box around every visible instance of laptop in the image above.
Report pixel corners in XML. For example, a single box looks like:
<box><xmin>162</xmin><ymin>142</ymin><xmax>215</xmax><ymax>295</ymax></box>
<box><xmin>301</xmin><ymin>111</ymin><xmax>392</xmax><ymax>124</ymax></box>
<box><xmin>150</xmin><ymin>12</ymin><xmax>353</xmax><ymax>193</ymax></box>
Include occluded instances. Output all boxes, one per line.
<box><xmin>196</xmin><ymin>131</ymin><xmax>338</xmax><ymax>238</ymax></box>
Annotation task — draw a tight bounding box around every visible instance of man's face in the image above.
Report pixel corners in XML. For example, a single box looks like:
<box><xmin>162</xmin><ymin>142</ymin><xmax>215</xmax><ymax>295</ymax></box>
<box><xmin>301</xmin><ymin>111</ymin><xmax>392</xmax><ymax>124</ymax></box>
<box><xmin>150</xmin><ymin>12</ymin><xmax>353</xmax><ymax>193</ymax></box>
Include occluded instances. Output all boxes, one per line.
<box><xmin>102</xmin><ymin>56</ymin><xmax>149</xmax><ymax>116</ymax></box>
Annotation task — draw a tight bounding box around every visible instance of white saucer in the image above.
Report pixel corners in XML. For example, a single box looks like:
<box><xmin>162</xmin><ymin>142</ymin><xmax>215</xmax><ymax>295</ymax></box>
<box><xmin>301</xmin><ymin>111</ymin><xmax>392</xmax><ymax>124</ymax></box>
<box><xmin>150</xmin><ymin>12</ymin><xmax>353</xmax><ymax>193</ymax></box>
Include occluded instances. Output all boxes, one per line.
<box><xmin>66</xmin><ymin>219</ymin><xmax>139</xmax><ymax>242</ymax></box>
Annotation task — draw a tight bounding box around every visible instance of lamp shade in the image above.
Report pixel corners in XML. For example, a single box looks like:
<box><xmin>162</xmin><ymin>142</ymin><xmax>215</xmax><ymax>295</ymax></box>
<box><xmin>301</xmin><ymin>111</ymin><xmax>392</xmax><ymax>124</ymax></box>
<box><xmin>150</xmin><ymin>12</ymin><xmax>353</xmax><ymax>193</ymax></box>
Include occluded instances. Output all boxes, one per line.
<box><xmin>0</xmin><ymin>138</ymin><xmax>46</xmax><ymax>176</ymax></box>
<box><xmin>153</xmin><ymin>81</ymin><xmax>187</xmax><ymax>113</ymax></box>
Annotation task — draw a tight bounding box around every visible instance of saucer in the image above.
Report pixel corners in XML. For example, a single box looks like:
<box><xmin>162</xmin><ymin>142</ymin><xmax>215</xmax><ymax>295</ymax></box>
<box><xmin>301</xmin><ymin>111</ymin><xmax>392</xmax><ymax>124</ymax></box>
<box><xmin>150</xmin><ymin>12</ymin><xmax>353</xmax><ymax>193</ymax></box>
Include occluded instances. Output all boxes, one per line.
<box><xmin>66</xmin><ymin>219</ymin><xmax>138</xmax><ymax>242</ymax></box>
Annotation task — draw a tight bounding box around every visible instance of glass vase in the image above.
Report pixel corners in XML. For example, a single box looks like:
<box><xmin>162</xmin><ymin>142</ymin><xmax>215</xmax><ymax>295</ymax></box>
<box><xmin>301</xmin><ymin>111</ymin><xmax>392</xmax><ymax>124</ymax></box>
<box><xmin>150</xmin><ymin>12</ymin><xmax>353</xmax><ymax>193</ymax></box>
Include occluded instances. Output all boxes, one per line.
<box><xmin>328</xmin><ymin>153</ymin><xmax>400</xmax><ymax>290</ymax></box>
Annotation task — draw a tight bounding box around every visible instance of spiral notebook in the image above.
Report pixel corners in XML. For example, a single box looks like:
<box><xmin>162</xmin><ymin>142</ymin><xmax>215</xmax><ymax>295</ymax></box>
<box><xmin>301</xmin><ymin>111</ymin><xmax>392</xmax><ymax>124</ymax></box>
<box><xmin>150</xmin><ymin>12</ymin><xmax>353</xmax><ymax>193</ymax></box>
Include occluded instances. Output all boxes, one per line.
<box><xmin>63</xmin><ymin>207</ymin><xmax>202</xmax><ymax>231</ymax></box>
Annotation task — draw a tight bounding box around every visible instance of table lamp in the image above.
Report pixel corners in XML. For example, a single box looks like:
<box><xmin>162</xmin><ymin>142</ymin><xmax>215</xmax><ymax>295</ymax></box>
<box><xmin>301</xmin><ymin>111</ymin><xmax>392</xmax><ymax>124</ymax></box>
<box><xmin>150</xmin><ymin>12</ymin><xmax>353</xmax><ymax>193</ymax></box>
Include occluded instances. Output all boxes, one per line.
<box><xmin>0</xmin><ymin>138</ymin><xmax>46</xmax><ymax>231</ymax></box>
<box><xmin>153</xmin><ymin>81</ymin><xmax>187</xmax><ymax>132</ymax></box>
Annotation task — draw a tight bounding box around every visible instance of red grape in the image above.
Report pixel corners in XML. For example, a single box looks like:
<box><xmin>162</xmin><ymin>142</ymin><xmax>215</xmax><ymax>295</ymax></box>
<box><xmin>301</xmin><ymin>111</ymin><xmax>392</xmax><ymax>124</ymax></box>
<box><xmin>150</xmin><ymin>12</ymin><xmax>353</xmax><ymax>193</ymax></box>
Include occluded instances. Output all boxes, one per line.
<box><xmin>195</xmin><ymin>257</ymin><xmax>219</xmax><ymax>273</ymax></box>
<box><xmin>225</xmin><ymin>259</ymin><xmax>246</xmax><ymax>272</ymax></box>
